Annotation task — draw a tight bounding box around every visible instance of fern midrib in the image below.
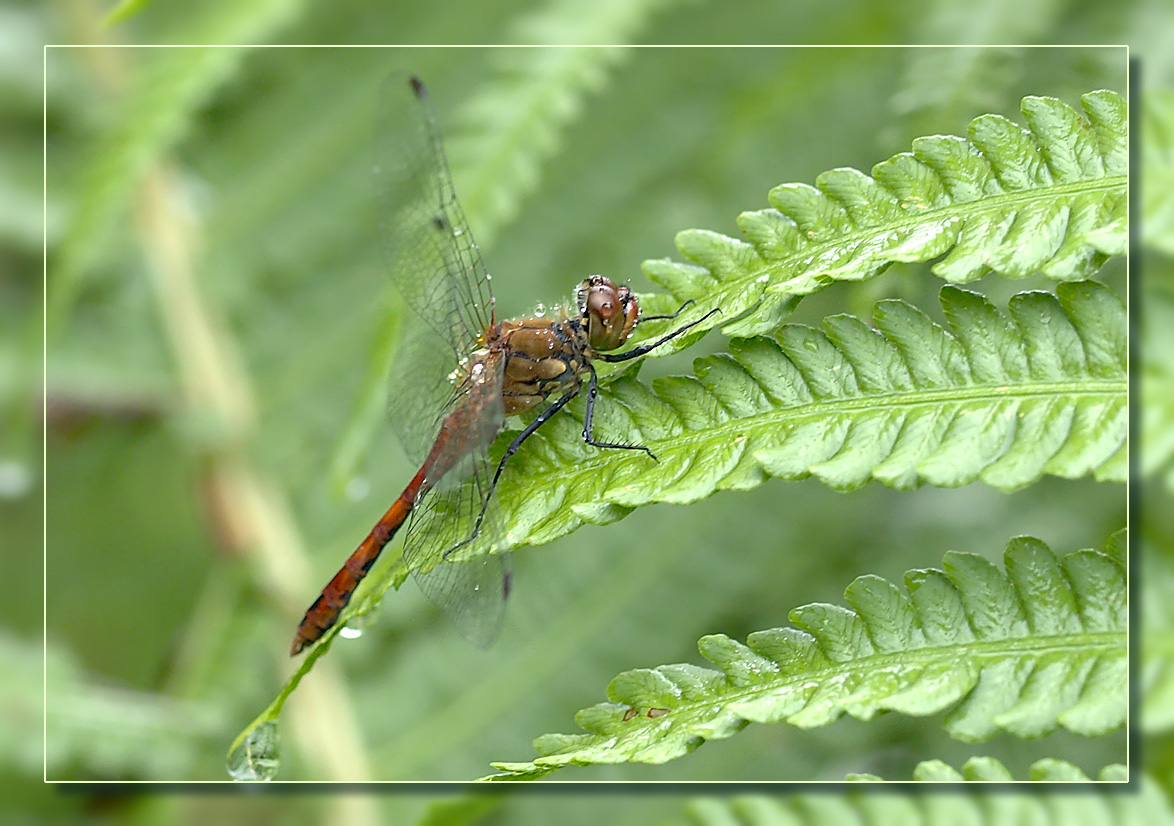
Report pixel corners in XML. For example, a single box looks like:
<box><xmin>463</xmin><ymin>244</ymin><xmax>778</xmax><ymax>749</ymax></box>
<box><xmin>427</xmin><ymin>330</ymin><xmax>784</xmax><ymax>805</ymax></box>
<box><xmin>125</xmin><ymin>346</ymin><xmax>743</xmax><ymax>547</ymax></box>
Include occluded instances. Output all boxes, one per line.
<box><xmin>731</xmin><ymin>629</ymin><xmax>1126</xmax><ymax>704</ymax></box>
<box><xmin>524</xmin><ymin>375</ymin><xmax>1125</xmax><ymax>477</ymax></box>
<box><xmin>588</xmin><ymin>630</ymin><xmax>1126</xmax><ymax>749</ymax></box>
<box><xmin>704</xmin><ymin>175</ymin><xmax>1126</xmax><ymax>303</ymax></box>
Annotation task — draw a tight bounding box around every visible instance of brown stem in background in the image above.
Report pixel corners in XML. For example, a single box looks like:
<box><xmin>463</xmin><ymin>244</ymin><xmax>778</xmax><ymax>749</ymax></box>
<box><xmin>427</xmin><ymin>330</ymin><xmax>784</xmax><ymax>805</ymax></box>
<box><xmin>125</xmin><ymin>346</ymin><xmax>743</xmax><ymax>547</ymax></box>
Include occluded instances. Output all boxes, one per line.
<box><xmin>126</xmin><ymin>117</ymin><xmax>372</xmax><ymax>785</ymax></box>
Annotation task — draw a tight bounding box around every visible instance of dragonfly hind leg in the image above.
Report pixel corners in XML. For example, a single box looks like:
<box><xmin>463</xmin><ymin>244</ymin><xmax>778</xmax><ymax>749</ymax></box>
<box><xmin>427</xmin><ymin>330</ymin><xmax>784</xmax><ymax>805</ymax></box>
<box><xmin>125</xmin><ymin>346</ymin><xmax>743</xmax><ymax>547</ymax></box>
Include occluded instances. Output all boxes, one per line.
<box><xmin>581</xmin><ymin>363</ymin><xmax>656</xmax><ymax>461</ymax></box>
<box><xmin>441</xmin><ymin>387</ymin><xmax>580</xmax><ymax>560</ymax></box>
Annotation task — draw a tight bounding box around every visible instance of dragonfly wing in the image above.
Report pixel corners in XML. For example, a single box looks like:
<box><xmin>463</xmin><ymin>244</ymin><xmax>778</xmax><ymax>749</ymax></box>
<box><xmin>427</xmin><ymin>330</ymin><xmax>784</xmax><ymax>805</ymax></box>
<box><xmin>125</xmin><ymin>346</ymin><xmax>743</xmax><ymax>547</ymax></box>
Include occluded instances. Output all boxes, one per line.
<box><xmin>400</xmin><ymin>353</ymin><xmax>510</xmax><ymax>648</ymax></box>
<box><xmin>376</xmin><ymin>74</ymin><xmax>494</xmax><ymax>358</ymax></box>
<box><xmin>402</xmin><ymin>438</ymin><xmax>511</xmax><ymax>649</ymax></box>
<box><xmin>412</xmin><ymin>524</ymin><xmax>511</xmax><ymax>649</ymax></box>
<box><xmin>376</xmin><ymin>73</ymin><xmax>497</xmax><ymax>467</ymax></box>
<box><xmin>386</xmin><ymin>323</ymin><xmax>466</xmax><ymax>466</ymax></box>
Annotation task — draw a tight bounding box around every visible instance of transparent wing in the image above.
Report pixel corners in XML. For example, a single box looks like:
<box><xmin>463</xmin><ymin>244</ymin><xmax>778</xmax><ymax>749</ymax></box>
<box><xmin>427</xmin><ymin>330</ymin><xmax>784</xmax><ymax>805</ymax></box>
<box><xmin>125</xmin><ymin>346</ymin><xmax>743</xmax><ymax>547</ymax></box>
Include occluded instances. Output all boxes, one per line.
<box><xmin>386</xmin><ymin>325</ymin><xmax>467</xmax><ymax>466</ymax></box>
<box><xmin>401</xmin><ymin>354</ymin><xmax>510</xmax><ymax>648</ymax></box>
<box><xmin>376</xmin><ymin>74</ymin><xmax>495</xmax><ymax>464</ymax></box>
<box><xmin>407</xmin><ymin>480</ymin><xmax>512</xmax><ymax>649</ymax></box>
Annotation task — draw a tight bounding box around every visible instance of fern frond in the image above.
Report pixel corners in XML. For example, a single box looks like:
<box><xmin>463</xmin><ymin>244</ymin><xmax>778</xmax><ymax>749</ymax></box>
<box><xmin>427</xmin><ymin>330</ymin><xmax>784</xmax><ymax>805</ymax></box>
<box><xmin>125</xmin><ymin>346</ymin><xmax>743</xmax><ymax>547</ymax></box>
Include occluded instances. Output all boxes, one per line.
<box><xmin>485</xmin><ymin>531</ymin><xmax>1125</xmax><ymax>780</ymax></box>
<box><xmin>49</xmin><ymin>13</ymin><xmax>300</xmax><ymax>331</ymax></box>
<box><xmin>481</xmin><ymin>281</ymin><xmax>1124</xmax><ymax>557</ymax></box>
<box><xmin>679</xmin><ymin>778</ymin><xmax>1167</xmax><ymax>826</ymax></box>
<box><xmin>642</xmin><ymin>90</ymin><xmax>1126</xmax><ymax>340</ymax></box>
<box><xmin>446</xmin><ymin>5</ymin><xmax>677</xmax><ymax>245</ymax></box>
<box><xmin>849</xmin><ymin>756</ymin><xmax>1126</xmax><ymax>781</ymax></box>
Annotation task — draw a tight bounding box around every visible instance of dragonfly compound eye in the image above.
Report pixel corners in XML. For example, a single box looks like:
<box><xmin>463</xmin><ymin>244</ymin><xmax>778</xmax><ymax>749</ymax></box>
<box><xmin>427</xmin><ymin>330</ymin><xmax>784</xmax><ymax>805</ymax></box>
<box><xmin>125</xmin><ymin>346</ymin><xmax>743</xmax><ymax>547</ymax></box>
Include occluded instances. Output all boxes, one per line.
<box><xmin>580</xmin><ymin>276</ymin><xmax>638</xmax><ymax>351</ymax></box>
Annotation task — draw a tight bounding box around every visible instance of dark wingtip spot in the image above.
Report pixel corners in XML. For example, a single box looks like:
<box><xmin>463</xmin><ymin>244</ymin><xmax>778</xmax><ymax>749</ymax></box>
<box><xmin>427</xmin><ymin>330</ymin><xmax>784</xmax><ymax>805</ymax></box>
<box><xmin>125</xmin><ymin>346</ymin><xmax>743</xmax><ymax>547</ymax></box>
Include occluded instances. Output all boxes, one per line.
<box><xmin>502</xmin><ymin>570</ymin><xmax>513</xmax><ymax>601</ymax></box>
<box><xmin>409</xmin><ymin>75</ymin><xmax>427</xmax><ymax>98</ymax></box>
<box><xmin>433</xmin><ymin>214</ymin><xmax>448</xmax><ymax>231</ymax></box>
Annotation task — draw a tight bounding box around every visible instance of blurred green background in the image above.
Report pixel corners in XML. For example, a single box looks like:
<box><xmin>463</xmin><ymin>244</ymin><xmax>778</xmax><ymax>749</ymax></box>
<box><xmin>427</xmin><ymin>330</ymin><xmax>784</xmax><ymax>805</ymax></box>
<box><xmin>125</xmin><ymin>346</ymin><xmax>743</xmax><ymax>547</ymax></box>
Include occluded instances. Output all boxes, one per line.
<box><xmin>5</xmin><ymin>0</ymin><xmax>1167</xmax><ymax>818</ymax></box>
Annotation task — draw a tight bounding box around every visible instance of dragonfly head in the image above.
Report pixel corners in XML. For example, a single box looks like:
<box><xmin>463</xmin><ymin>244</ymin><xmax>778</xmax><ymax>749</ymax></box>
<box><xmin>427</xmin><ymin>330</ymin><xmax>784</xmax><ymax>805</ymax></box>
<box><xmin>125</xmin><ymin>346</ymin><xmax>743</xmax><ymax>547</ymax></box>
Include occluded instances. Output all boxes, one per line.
<box><xmin>577</xmin><ymin>275</ymin><xmax>639</xmax><ymax>352</ymax></box>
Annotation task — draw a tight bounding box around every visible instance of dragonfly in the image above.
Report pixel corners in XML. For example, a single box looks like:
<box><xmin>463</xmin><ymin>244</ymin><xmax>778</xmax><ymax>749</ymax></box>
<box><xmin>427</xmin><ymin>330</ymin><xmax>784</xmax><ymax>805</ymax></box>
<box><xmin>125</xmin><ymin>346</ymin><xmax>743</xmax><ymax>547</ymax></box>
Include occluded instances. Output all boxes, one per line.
<box><xmin>291</xmin><ymin>75</ymin><xmax>717</xmax><ymax>657</ymax></box>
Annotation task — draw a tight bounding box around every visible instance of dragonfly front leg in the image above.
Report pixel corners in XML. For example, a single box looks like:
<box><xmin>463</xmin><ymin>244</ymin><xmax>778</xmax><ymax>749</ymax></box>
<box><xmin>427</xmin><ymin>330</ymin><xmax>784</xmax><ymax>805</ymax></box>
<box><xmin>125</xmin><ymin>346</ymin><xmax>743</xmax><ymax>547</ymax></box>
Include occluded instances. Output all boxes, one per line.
<box><xmin>638</xmin><ymin>298</ymin><xmax>695</xmax><ymax>323</ymax></box>
<box><xmin>582</xmin><ymin>363</ymin><xmax>657</xmax><ymax>461</ymax></box>
<box><xmin>443</xmin><ymin>387</ymin><xmax>580</xmax><ymax>559</ymax></box>
<box><xmin>599</xmin><ymin>306</ymin><xmax>721</xmax><ymax>363</ymax></box>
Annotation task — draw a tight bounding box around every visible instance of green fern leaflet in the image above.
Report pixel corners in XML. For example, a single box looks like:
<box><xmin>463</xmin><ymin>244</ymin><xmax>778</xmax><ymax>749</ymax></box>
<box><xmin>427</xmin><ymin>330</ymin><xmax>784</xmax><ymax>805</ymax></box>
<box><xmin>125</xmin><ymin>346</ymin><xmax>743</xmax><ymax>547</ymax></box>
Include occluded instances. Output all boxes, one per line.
<box><xmin>642</xmin><ymin>90</ymin><xmax>1126</xmax><ymax>341</ymax></box>
<box><xmin>849</xmin><ymin>755</ymin><xmax>1126</xmax><ymax>782</ymax></box>
<box><xmin>486</xmin><ymin>530</ymin><xmax>1126</xmax><ymax>780</ymax></box>
<box><xmin>679</xmin><ymin>774</ymin><xmax>1166</xmax><ymax>826</ymax></box>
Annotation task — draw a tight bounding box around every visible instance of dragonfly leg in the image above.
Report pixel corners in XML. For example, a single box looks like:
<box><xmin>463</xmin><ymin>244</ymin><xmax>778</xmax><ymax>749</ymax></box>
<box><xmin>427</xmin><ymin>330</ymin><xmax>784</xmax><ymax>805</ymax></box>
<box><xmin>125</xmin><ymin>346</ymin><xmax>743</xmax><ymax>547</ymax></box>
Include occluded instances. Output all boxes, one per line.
<box><xmin>639</xmin><ymin>298</ymin><xmax>695</xmax><ymax>322</ymax></box>
<box><xmin>599</xmin><ymin>307</ymin><xmax>721</xmax><ymax>363</ymax></box>
<box><xmin>582</xmin><ymin>363</ymin><xmax>657</xmax><ymax>461</ymax></box>
<box><xmin>442</xmin><ymin>387</ymin><xmax>580</xmax><ymax>559</ymax></box>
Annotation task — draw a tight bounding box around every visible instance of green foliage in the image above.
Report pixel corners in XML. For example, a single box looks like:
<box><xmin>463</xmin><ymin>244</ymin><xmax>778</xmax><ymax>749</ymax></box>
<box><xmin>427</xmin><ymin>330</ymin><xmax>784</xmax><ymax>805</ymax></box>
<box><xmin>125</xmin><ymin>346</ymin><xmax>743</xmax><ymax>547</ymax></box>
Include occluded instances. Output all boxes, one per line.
<box><xmin>49</xmin><ymin>2</ymin><xmax>304</xmax><ymax>331</ymax></box>
<box><xmin>678</xmin><ymin>778</ymin><xmax>1170</xmax><ymax>826</ymax></box>
<box><xmin>643</xmin><ymin>90</ymin><xmax>1126</xmax><ymax>342</ymax></box>
<box><xmin>480</xmin><ymin>280</ymin><xmax>1124</xmax><ymax>552</ymax></box>
<box><xmin>1142</xmin><ymin>91</ymin><xmax>1174</xmax><ymax>490</ymax></box>
<box><xmin>415</xmin><ymin>798</ymin><xmax>505</xmax><ymax>826</ymax></box>
<box><xmin>1143</xmin><ymin>89</ymin><xmax>1174</xmax><ymax>254</ymax></box>
<box><xmin>33</xmin><ymin>633</ymin><xmax>225</xmax><ymax>779</ymax></box>
<box><xmin>446</xmin><ymin>8</ymin><xmax>682</xmax><ymax>245</ymax></box>
<box><xmin>234</xmin><ymin>277</ymin><xmax>1126</xmax><ymax>760</ymax></box>
<box><xmin>487</xmin><ymin>531</ymin><xmax>1125</xmax><ymax>779</ymax></box>
<box><xmin>849</xmin><ymin>755</ymin><xmax>1126</xmax><ymax>781</ymax></box>
<box><xmin>1144</xmin><ymin>546</ymin><xmax>1174</xmax><ymax>733</ymax></box>
<box><xmin>39</xmin><ymin>32</ymin><xmax>1127</xmax><ymax>789</ymax></box>
<box><xmin>102</xmin><ymin>0</ymin><xmax>157</xmax><ymax>26</ymax></box>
